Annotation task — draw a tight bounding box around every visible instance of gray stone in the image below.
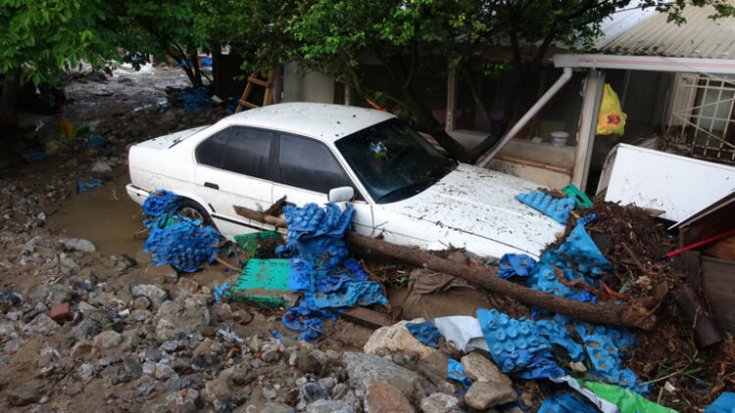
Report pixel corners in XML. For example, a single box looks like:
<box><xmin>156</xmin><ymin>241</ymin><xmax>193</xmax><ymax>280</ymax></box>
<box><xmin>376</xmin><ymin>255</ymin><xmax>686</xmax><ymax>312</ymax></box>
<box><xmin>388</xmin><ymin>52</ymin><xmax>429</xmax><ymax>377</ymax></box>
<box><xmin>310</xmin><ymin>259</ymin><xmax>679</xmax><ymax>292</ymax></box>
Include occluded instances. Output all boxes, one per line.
<box><xmin>64</xmin><ymin>381</ymin><xmax>84</xmax><ymax>396</ymax></box>
<box><xmin>464</xmin><ymin>381</ymin><xmax>517</xmax><ymax>410</ymax></box>
<box><xmin>72</xmin><ymin>318</ymin><xmax>102</xmax><ymax>340</ymax></box>
<box><xmin>136</xmin><ymin>382</ymin><xmax>156</xmax><ymax>397</ymax></box>
<box><xmin>93</xmin><ymin>330</ymin><xmax>123</xmax><ymax>349</ymax></box>
<box><xmin>306</xmin><ymin>400</ymin><xmax>357</xmax><ymax>413</ymax></box>
<box><xmin>262</xmin><ymin>348</ymin><xmax>281</xmax><ymax>363</ymax></box>
<box><xmin>300</xmin><ymin>382</ymin><xmax>328</xmax><ymax>404</ymax></box>
<box><xmin>261</xmin><ymin>403</ymin><xmax>296</xmax><ymax>413</ymax></box>
<box><xmin>331</xmin><ymin>383</ymin><xmax>350</xmax><ymax>400</ymax></box>
<box><xmin>133</xmin><ymin>296</ymin><xmax>151</xmax><ymax>310</ymax></box>
<box><xmin>263</xmin><ymin>386</ymin><xmax>277</xmax><ymax>400</ymax></box>
<box><xmin>420</xmin><ymin>393</ymin><xmax>461</xmax><ymax>413</ymax></box>
<box><xmin>154</xmin><ymin>300</ymin><xmax>209</xmax><ymax>343</ymax></box>
<box><xmin>63</xmin><ymin>238</ymin><xmax>96</xmax><ymax>253</ymax></box>
<box><xmin>155</xmin><ymin>363</ymin><xmax>176</xmax><ymax>380</ymax></box>
<box><xmin>131</xmin><ymin>284</ymin><xmax>168</xmax><ymax>308</ymax></box>
<box><xmin>60</xmin><ymin>255</ymin><xmax>79</xmax><ymax>275</ymax></box>
<box><xmin>343</xmin><ymin>352</ymin><xmax>423</xmax><ymax>400</ymax></box>
<box><xmin>461</xmin><ymin>352</ymin><xmax>512</xmax><ymax>386</ymax></box>
<box><xmin>7</xmin><ymin>384</ymin><xmax>41</xmax><ymax>406</ymax></box>
<box><xmin>318</xmin><ymin>377</ymin><xmax>336</xmax><ymax>392</ymax></box>
<box><xmin>123</xmin><ymin>356</ymin><xmax>143</xmax><ymax>377</ymax></box>
<box><xmin>23</xmin><ymin>314</ymin><xmax>59</xmax><ymax>335</ymax></box>
<box><xmin>130</xmin><ymin>309</ymin><xmax>152</xmax><ymax>321</ymax></box>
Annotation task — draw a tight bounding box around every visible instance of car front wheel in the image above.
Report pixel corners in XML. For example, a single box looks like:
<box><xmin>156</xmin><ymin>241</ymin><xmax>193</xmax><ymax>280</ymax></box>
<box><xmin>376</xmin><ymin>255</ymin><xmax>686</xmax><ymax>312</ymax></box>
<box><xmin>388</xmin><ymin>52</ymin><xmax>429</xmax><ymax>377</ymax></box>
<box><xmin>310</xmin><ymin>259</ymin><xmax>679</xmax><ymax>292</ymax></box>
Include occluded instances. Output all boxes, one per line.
<box><xmin>178</xmin><ymin>199</ymin><xmax>216</xmax><ymax>229</ymax></box>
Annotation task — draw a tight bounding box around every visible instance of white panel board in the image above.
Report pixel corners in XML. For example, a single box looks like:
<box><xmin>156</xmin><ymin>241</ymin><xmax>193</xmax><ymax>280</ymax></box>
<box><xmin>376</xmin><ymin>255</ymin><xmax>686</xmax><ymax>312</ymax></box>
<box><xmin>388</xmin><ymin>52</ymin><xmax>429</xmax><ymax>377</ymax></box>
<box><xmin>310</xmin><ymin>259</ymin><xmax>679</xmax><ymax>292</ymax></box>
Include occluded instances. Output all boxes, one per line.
<box><xmin>602</xmin><ymin>144</ymin><xmax>735</xmax><ymax>222</ymax></box>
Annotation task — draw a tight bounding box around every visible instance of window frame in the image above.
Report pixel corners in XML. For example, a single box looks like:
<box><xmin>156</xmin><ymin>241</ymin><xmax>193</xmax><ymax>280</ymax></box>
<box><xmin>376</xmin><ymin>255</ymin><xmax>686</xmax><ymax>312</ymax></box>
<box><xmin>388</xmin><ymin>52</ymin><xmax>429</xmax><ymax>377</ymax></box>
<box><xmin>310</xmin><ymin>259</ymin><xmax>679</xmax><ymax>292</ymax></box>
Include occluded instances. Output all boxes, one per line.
<box><xmin>272</xmin><ymin>132</ymin><xmax>365</xmax><ymax>200</ymax></box>
<box><xmin>194</xmin><ymin>125</ymin><xmax>278</xmax><ymax>180</ymax></box>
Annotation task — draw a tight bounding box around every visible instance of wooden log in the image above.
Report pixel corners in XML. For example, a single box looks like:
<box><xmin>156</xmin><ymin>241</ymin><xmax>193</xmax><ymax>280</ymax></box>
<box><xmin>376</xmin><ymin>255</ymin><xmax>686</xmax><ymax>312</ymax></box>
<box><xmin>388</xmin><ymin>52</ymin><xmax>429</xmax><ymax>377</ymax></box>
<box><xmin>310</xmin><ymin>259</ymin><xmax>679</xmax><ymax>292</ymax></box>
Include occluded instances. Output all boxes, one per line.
<box><xmin>345</xmin><ymin>232</ymin><xmax>656</xmax><ymax>330</ymax></box>
<box><xmin>237</xmin><ymin>206</ymin><xmax>655</xmax><ymax>329</ymax></box>
<box><xmin>673</xmin><ymin>285</ymin><xmax>723</xmax><ymax>348</ymax></box>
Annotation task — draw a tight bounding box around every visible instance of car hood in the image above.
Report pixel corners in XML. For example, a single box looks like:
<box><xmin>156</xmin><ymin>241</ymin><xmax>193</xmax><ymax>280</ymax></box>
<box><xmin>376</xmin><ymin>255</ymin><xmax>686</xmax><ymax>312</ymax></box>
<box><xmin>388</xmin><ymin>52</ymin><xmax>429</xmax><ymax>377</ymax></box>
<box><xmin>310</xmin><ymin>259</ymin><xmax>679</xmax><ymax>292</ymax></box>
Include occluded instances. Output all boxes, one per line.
<box><xmin>136</xmin><ymin>126</ymin><xmax>209</xmax><ymax>150</ymax></box>
<box><xmin>389</xmin><ymin>163</ymin><xmax>564</xmax><ymax>256</ymax></box>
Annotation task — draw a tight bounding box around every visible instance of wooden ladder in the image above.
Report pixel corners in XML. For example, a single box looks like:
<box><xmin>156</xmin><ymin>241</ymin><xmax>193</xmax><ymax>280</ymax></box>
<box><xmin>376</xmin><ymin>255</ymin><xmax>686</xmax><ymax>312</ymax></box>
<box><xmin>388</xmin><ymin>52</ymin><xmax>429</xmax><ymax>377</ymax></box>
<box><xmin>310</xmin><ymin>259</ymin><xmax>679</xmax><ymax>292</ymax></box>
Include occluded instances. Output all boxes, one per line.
<box><xmin>235</xmin><ymin>70</ymin><xmax>276</xmax><ymax>112</ymax></box>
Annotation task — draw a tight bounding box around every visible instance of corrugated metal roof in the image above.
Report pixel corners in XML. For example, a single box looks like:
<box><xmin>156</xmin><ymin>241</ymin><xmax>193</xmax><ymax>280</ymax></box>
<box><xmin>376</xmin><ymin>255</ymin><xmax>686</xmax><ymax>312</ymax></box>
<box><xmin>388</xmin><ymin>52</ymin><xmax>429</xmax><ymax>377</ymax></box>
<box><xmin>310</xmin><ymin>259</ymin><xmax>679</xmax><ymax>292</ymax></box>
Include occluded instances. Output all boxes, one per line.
<box><xmin>600</xmin><ymin>5</ymin><xmax>735</xmax><ymax>59</ymax></box>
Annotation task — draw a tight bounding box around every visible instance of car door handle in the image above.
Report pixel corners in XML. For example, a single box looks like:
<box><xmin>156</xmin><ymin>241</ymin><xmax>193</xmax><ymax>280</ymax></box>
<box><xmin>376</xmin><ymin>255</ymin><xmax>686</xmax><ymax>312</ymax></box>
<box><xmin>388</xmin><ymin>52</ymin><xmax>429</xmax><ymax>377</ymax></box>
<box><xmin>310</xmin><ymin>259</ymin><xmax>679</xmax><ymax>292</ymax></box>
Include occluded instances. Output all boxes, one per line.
<box><xmin>204</xmin><ymin>182</ymin><xmax>219</xmax><ymax>190</ymax></box>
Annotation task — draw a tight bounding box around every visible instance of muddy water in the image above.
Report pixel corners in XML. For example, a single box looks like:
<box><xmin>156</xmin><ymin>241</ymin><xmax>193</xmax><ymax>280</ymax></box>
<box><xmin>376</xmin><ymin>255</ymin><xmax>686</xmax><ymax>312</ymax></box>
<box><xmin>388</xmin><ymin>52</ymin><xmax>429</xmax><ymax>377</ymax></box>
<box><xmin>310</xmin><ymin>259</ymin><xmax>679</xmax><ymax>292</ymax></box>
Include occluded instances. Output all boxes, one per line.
<box><xmin>48</xmin><ymin>166</ymin><xmax>146</xmax><ymax>258</ymax></box>
<box><xmin>389</xmin><ymin>286</ymin><xmax>491</xmax><ymax>320</ymax></box>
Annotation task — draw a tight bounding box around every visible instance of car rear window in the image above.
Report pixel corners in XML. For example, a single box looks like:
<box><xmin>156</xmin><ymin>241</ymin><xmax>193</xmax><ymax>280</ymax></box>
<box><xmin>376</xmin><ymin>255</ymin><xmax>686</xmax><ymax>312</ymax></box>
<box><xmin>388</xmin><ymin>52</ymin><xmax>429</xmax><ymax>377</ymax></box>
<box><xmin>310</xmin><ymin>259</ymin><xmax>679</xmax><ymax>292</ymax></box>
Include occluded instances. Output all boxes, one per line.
<box><xmin>196</xmin><ymin>127</ymin><xmax>274</xmax><ymax>179</ymax></box>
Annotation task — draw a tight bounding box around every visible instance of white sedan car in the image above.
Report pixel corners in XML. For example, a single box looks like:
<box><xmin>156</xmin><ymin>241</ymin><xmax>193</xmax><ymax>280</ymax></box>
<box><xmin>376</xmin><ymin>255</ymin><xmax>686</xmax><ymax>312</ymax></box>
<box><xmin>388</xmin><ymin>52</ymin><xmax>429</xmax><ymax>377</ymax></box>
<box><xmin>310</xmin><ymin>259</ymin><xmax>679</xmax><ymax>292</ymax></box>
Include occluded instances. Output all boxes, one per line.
<box><xmin>126</xmin><ymin>102</ymin><xmax>563</xmax><ymax>259</ymax></box>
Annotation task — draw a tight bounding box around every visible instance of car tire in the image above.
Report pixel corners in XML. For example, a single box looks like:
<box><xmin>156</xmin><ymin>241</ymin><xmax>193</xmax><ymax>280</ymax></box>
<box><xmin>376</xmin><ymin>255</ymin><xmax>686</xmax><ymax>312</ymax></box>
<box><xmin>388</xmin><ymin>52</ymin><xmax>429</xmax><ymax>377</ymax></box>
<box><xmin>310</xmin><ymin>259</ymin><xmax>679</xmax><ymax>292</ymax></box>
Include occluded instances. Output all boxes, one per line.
<box><xmin>178</xmin><ymin>199</ymin><xmax>216</xmax><ymax>229</ymax></box>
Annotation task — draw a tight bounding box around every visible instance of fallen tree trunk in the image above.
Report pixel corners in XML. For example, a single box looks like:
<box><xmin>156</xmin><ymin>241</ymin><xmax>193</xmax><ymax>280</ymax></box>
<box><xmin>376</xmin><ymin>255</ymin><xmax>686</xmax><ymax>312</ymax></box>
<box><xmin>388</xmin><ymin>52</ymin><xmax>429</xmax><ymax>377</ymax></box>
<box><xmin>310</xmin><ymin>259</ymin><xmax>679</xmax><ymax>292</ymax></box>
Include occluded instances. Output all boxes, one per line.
<box><xmin>345</xmin><ymin>232</ymin><xmax>655</xmax><ymax>330</ymax></box>
<box><xmin>234</xmin><ymin>205</ymin><xmax>656</xmax><ymax>329</ymax></box>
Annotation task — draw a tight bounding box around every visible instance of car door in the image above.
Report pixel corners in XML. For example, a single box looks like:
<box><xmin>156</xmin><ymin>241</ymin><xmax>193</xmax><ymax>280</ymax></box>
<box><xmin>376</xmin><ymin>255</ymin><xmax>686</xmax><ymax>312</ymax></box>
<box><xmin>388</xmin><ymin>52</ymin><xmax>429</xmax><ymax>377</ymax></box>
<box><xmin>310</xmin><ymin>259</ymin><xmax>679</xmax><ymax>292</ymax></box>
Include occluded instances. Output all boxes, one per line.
<box><xmin>271</xmin><ymin>133</ymin><xmax>374</xmax><ymax>233</ymax></box>
<box><xmin>194</xmin><ymin>126</ymin><xmax>275</xmax><ymax>234</ymax></box>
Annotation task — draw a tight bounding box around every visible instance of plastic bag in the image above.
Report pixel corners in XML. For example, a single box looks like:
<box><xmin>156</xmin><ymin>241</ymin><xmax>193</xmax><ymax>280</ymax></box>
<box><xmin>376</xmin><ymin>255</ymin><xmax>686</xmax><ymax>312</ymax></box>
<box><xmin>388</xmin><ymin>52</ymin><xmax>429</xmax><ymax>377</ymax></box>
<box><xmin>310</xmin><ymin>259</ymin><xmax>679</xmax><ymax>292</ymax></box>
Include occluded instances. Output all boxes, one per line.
<box><xmin>597</xmin><ymin>84</ymin><xmax>627</xmax><ymax>136</ymax></box>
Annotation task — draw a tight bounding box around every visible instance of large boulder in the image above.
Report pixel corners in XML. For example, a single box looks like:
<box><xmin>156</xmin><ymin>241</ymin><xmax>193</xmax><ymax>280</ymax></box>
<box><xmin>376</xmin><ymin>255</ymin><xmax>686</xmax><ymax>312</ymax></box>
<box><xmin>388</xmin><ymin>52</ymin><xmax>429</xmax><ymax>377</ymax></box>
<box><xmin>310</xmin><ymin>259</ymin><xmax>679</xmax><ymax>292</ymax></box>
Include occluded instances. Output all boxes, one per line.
<box><xmin>364</xmin><ymin>319</ymin><xmax>436</xmax><ymax>360</ymax></box>
<box><xmin>343</xmin><ymin>352</ymin><xmax>425</xmax><ymax>401</ymax></box>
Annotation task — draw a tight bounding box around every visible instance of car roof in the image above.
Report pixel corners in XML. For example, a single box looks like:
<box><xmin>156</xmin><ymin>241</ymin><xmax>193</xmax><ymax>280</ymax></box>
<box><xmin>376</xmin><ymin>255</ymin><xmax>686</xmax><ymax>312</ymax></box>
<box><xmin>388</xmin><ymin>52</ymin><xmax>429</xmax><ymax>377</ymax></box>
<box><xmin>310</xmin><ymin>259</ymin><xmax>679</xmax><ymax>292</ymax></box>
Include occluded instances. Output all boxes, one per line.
<box><xmin>218</xmin><ymin>102</ymin><xmax>396</xmax><ymax>143</ymax></box>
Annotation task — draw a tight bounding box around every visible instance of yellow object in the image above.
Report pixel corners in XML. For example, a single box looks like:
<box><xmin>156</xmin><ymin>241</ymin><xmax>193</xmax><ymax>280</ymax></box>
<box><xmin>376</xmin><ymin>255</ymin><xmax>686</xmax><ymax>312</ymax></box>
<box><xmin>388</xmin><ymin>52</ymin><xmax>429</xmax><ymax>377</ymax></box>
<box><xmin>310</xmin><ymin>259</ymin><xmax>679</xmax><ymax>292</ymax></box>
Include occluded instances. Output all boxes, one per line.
<box><xmin>59</xmin><ymin>117</ymin><xmax>76</xmax><ymax>138</ymax></box>
<box><xmin>596</xmin><ymin>83</ymin><xmax>627</xmax><ymax>136</ymax></box>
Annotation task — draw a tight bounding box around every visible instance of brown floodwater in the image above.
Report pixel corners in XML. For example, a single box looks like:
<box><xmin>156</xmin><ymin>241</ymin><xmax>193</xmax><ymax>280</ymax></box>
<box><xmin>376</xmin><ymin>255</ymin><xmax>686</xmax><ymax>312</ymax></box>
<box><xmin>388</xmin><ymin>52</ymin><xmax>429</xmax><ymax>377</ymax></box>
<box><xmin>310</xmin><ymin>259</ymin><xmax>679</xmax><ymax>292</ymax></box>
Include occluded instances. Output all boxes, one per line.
<box><xmin>48</xmin><ymin>166</ymin><xmax>146</xmax><ymax>258</ymax></box>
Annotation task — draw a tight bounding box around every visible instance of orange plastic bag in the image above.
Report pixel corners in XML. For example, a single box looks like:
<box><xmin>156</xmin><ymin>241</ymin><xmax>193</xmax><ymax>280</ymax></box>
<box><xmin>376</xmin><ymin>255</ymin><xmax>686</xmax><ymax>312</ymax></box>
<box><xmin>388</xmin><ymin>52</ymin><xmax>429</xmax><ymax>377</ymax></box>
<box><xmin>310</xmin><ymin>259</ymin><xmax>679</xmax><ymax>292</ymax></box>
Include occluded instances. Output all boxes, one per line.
<box><xmin>596</xmin><ymin>84</ymin><xmax>626</xmax><ymax>136</ymax></box>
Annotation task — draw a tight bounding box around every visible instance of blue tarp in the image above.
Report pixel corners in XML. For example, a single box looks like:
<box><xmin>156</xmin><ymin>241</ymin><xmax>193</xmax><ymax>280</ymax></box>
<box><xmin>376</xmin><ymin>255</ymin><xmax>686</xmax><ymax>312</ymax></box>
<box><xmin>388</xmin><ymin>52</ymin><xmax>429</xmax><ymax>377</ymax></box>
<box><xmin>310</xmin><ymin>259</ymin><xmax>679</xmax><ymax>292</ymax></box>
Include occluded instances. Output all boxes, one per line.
<box><xmin>705</xmin><ymin>392</ymin><xmax>735</xmax><ymax>413</ymax></box>
<box><xmin>538</xmin><ymin>393</ymin><xmax>600</xmax><ymax>413</ymax></box>
<box><xmin>406</xmin><ymin>321</ymin><xmax>442</xmax><ymax>348</ymax></box>
<box><xmin>279</xmin><ymin>203</ymin><xmax>387</xmax><ymax>340</ymax></box>
<box><xmin>516</xmin><ymin>191</ymin><xmax>577</xmax><ymax>224</ymax></box>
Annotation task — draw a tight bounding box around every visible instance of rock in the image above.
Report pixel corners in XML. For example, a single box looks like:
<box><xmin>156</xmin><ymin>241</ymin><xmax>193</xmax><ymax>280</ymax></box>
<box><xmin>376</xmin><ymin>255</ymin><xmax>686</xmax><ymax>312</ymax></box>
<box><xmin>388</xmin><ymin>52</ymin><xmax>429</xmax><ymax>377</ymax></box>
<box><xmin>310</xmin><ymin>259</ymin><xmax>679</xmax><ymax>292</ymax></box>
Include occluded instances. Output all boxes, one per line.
<box><xmin>91</xmin><ymin>159</ymin><xmax>113</xmax><ymax>173</ymax></box>
<box><xmin>123</xmin><ymin>356</ymin><xmax>143</xmax><ymax>377</ymax></box>
<box><xmin>262</xmin><ymin>348</ymin><xmax>282</xmax><ymax>363</ymax></box>
<box><xmin>23</xmin><ymin>314</ymin><xmax>59</xmax><ymax>335</ymax></box>
<box><xmin>93</xmin><ymin>330</ymin><xmax>123</xmax><ymax>349</ymax></box>
<box><xmin>130</xmin><ymin>309</ymin><xmax>152</xmax><ymax>322</ymax></box>
<box><xmin>332</xmin><ymin>383</ymin><xmax>350</xmax><ymax>400</ymax></box>
<box><xmin>154</xmin><ymin>300</ymin><xmax>209</xmax><ymax>342</ymax></box>
<box><xmin>464</xmin><ymin>381</ymin><xmax>516</xmax><ymax>410</ymax></box>
<box><xmin>49</xmin><ymin>302</ymin><xmax>73</xmax><ymax>323</ymax></box>
<box><xmin>460</xmin><ymin>352</ymin><xmax>512</xmax><ymax>386</ymax></box>
<box><xmin>365</xmin><ymin>383</ymin><xmax>415</xmax><ymax>413</ymax></box>
<box><xmin>7</xmin><ymin>384</ymin><xmax>41</xmax><ymax>406</ymax></box>
<box><xmin>136</xmin><ymin>382</ymin><xmax>156</xmax><ymax>397</ymax></box>
<box><xmin>79</xmin><ymin>363</ymin><xmax>96</xmax><ymax>382</ymax></box>
<box><xmin>131</xmin><ymin>284</ymin><xmax>168</xmax><ymax>308</ymax></box>
<box><xmin>0</xmin><ymin>291</ymin><xmax>22</xmax><ymax>311</ymax></box>
<box><xmin>214</xmin><ymin>303</ymin><xmax>232</xmax><ymax>322</ymax></box>
<box><xmin>306</xmin><ymin>399</ymin><xmax>357</xmax><ymax>413</ymax></box>
<box><xmin>296</xmin><ymin>352</ymin><xmax>323</xmax><ymax>375</ymax></box>
<box><xmin>71</xmin><ymin>340</ymin><xmax>95</xmax><ymax>358</ymax></box>
<box><xmin>63</xmin><ymin>238</ymin><xmax>96</xmax><ymax>253</ymax></box>
<box><xmin>60</xmin><ymin>255</ymin><xmax>80</xmax><ymax>275</ymax></box>
<box><xmin>263</xmin><ymin>386</ymin><xmax>277</xmax><ymax>400</ymax></box>
<box><xmin>202</xmin><ymin>366</ymin><xmax>249</xmax><ymax>403</ymax></box>
<box><xmin>65</xmin><ymin>381</ymin><xmax>84</xmax><ymax>396</ymax></box>
<box><xmin>300</xmin><ymin>382</ymin><xmax>328</xmax><ymax>404</ymax></box>
<box><xmin>420</xmin><ymin>393</ymin><xmax>461</xmax><ymax>413</ymax></box>
<box><xmin>155</xmin><ymin>363</ymin><xmax>176</xmax><ymax>380</ymax></box>
<box><xmin>261</xmin><ymin>403</ymin><xmax>296</xmax><ymax>413</ymax></box>
<box><xmin>318</xmin><ymin>377</ymin><xmax>336</xmax><ymax>392</ymax></box>
<box><xmin>133</xmin><ymin>296</ymin><xmax>151</xmax><ymax>310</ymax></box>
<box><xmin>72</xmin><ymin>318</ymin><xmax>102</xmax><ymax>341</ymax></box>
<box><xmin>177</xmin><ymin>278</ymin><xmax>199</xmax><ymax>294</ymax></box>
<box><xmin>343</xmin><ymin>352</ymin><xmax>424</xmax><ymax>400</ymax></box>
<box><xmin>364</xmin><ymin>319</ymin><xmax>437</xmax><ymax>359</ymax></box>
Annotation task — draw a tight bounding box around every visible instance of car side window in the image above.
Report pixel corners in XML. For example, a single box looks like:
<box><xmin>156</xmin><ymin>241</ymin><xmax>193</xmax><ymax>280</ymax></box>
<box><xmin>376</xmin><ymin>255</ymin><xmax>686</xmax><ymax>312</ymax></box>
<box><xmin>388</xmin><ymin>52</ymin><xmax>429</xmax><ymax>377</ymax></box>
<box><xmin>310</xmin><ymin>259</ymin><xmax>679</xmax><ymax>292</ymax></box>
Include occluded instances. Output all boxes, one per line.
<box><xmin>196</xmin><ymin>127</ymin><xmax>274</xmax><ymax>179</ymax></box>
<box><xmin>276</xmin><ymin>134</ymin><xmax>353</xmax><ymax>194</ymax></box>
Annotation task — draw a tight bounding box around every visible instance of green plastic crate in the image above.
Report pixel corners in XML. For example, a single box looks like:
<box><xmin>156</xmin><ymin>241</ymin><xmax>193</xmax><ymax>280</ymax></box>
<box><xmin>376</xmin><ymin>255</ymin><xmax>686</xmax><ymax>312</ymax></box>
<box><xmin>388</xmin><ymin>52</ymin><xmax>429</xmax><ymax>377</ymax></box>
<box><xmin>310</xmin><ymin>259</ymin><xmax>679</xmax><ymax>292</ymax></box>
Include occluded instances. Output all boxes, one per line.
<box><xmin>562</xmin><ymin>183</ymin><xmax>594</xmax><ymax>209</ymax></box>
<box><xmin>226</xmin><ymin>258</ymin><xmax>297</xmax><ymax>309</ymax></box>
<box><xmin>234</xmin><ymin>230</ymin><xmax>282</xmax><ymax>258</ymax></box>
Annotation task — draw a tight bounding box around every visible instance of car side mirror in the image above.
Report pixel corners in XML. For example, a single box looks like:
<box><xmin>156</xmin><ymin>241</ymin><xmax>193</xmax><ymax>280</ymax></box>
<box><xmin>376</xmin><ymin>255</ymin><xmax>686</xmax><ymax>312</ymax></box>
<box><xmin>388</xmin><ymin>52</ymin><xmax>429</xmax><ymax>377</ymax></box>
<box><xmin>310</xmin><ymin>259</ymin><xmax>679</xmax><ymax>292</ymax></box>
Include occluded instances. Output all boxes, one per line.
<box><xmin>328</xmin><ymin>186</ymin><xmax>355</xmax><ymax>203</ymax></box>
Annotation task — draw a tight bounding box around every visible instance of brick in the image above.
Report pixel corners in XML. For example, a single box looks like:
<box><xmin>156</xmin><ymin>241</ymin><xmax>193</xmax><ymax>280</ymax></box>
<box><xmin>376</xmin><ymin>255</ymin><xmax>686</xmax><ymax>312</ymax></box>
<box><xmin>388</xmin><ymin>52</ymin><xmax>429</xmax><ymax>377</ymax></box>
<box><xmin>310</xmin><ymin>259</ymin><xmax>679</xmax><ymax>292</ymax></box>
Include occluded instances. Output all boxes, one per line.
<box><xmin>49</xmin><ymin>302</ymin><xmax>72</xmax><ymax>323</ymax></box>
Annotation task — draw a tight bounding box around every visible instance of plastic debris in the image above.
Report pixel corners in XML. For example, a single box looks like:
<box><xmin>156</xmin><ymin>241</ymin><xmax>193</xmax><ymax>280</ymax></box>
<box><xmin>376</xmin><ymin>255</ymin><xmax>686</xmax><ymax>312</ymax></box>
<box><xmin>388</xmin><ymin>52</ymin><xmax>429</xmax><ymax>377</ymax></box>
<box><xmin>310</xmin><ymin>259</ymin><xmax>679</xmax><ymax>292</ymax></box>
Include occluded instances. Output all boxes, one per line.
<box><xmin>212</xmin><ymin>282</ymin><xmax>230</xmax><ymax>304</ymax></box>
<box><xmin>576</xmin><ymin>324</ymin><xmax>644</xmax><ymax>393</ymax></box>
<box><xmin>538</xmin><ymin>393</ymin><xmax>600</xmax><ymax>413</ymax></box>
<box><xmin>86</xmin><ymin>135</ymin><xmax>103</xmax><ymax>150</ymax></box>
<box><xmin>516</xmin><ymin>191</ymin><xmax>576</xmax><ymax>224</ymax></box>
<box><xmin>142</xmin><ymin>190</ymin><xmax>180</xmax><ymax>218</ymax></box>
<box><xmin>705</xmin><ymin>392</ymin><xmax>735</xmax><ymax>413</ymax></box>
<box><xmin>496</xmin><ymin>253</ymin><xmax>536</xmax><ymax>279</ymax></box>
<box><xmin>278</xmin><ymin>203</ymin><xmax>387</xmax><ymax>340</ymax></box>
<box><xmin>434</xmin><ymin>315</ymin><xmax>489</xmax><ymax>353</ymax></box>
<box><xmin>562</xmin><ymin>183</ymin><xmax>594</xmax><ymax>208</ymax></box>
<box><xmin>477</xmin><ymin>309</ymin><xmax>579</xmax><ymax>379</ymax></box>
<box><xmin>447</xmin><ymin>358</ymin><xmax>473</xmax><ymax>390</ymax></box>
<box><xmin>405</xmin><ymin>321</ymin><xmax>442</xmax><ymax>348</ymax></box>
<box><xmin>578</xmin><ymin>380</ymin><xmax>676</xmax><ymax>413</ymax></box>
<box><xmin>178</xmin><ymin>87</ymin><xmax>213</xmax><ymax>112</ymax></box>
<box><xmin>78</xmin><ymin>177</ymin><xmax>102</xmax><ymax>193</ymax></box>
<box><xmin>143</xmin><ymin>215</ymin><xmax>220</xmax><ymax>273</ymax></box>
<box><xmin>551</xmin><ymin>376</ymin><xmax>619</xmax><ymax>413</ymax></box>
<box><xmin>227</xmin><ymin>259</ymin><xmax>299</xmax><ymax>309</ymax></box>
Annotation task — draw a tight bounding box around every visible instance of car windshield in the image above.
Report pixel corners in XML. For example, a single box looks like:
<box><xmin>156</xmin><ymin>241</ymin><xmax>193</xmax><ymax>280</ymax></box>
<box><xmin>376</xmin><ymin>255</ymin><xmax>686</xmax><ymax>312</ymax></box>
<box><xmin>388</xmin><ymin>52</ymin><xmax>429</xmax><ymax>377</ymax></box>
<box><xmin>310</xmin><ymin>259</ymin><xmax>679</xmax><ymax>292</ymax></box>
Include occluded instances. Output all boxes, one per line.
<box><xmin>335</xmin><ymin>119</ymin><xmax>457</xmax><ymax>204</ymax></box>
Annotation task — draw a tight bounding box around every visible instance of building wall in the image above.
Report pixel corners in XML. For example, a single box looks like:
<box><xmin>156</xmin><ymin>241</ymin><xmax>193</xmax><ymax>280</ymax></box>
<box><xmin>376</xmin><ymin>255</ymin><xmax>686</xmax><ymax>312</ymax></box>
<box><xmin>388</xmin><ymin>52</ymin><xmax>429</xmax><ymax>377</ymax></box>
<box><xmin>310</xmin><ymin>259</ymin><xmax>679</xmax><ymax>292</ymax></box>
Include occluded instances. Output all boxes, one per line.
<box><xmin>281</xmin><ymin>62</ymin><xmax>335</xmax><ymax>103</ymax></box>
